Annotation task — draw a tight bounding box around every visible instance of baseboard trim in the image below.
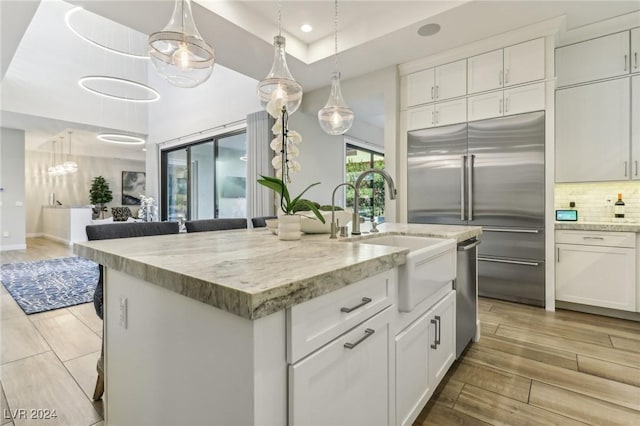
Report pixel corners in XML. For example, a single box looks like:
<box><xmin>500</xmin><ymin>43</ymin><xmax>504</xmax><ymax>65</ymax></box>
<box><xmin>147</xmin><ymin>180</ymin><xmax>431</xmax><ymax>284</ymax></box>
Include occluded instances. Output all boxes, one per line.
<box><xmin>556</xmin><ymin>300</ymin><xmax>640</xmax><ymax>322</ymax></box>
<box><xmin>0</xmin><ymin>243</ymin><xmax>27</xmax><ymax>251</ymax></box>
<box><xmin>41</xmin><ymin>234</ymin><xmax>72</xmax><ymax>246</ymax></box>
<box><xmin>26</xmin><ymin>233</ymin><xmax>43</xmax><ymax>238</ymax></box>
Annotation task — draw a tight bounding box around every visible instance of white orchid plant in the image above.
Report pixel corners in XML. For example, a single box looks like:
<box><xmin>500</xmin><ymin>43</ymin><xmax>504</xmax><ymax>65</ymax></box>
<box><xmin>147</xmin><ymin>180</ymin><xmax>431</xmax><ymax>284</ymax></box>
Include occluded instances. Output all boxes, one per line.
<box><xmin>138</xmin><ymin>194</ymin><xmax>158</xmax><ymax>222</ymax></box>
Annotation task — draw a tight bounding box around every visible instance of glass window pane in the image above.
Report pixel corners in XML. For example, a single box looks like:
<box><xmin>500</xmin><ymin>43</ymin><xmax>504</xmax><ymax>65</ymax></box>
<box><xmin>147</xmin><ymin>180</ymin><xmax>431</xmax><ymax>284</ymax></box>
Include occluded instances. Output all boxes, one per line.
<box><xmin>190</xmin><ymin>142</ymin><xmax>214</xmax><ymax>220</ymax></box>
<box><xmin>345</xmin><ymin>144</ymin><xmax>385</xmax><ymax>222</ymax></box>
<box><xmin>216</xmin><ymin>133</ymin><xmax>247</xmax><ymax>218</ymax></box>
<box><xmin>166</xmin><ymin>149</ymin><xmax>188</xmax><ymax>221</ymax></box>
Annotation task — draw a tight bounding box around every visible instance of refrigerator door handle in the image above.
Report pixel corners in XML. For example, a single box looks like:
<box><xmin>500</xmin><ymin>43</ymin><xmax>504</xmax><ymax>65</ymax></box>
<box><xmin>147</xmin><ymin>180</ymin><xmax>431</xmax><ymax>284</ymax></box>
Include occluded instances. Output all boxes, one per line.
<box><xmin>483</xmin><ymin>228</ymin><xmax>540</xmax><ymax>234</ymax></box>
<box><xmin>478</xmin><ymin>257</ymin><xmax>540</xmax><ymax>267</ymax></box>
<box><xmin>468</xmin><ymin>154</ymin><xmax>475</xmax><ymax>221</ymax></box>
<box><xmin>461</xmin><ymin>155</ymin><xmax>467</xmax><ymax>220</ymax></box>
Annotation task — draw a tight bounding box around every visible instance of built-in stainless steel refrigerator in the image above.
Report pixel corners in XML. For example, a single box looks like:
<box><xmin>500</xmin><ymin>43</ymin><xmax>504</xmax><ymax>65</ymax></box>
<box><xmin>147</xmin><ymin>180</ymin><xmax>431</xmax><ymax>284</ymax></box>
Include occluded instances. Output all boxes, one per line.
<box><xmin>408</xmin><ymin>111</ymin><xmax>545</xmax><ymax>307</ymax></box>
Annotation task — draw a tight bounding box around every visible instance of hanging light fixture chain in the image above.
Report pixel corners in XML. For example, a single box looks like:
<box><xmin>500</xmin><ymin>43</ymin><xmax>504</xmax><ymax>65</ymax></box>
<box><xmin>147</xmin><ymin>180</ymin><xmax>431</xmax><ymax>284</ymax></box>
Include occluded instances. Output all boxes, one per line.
<box><xmin>334</xmin><ymin>0</ymin><xmax>339</xmax><ymax>71</ymax></box>
<box><xmin>278</xmin><ymin>1</ymin><xmax>282</xmax><ymax>36</ymax></box>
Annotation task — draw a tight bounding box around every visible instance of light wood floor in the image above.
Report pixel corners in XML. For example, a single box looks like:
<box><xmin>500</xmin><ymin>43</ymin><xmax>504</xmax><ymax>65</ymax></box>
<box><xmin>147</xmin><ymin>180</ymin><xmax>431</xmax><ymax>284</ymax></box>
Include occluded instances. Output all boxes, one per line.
<box><xmin>2</xmin><ymin>238</ymin><xmax>639</xmax><ymax>425</ymax></box>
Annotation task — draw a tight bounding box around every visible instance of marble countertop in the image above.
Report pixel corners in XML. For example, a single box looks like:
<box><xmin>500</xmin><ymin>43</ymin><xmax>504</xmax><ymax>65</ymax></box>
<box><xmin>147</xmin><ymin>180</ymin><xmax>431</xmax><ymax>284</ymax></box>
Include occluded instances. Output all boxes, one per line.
<box><xmin>555</xmin><ymin>221</ymin><xmax>640</xmax><ymax>233</ymax></box>
<box><xmin>73</xmin><ymin>223</ymin><xmax>481</xmax><ymax>320</ymax></box>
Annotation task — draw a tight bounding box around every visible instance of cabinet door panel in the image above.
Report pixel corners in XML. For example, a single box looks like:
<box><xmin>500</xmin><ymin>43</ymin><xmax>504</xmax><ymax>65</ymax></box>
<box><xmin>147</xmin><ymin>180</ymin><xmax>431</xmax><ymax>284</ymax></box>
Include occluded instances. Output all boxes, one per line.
<box><xmin>633</xmin><ymin>75</ymin><xmax>640</xmax><ymax>180</ymax></box>
<box><xmin>467</xmin><ymin>91</ymin><xmax>503</xmax><ymax>121</ymax></box>
<box><xmin>556</xmin><ymin>244</ymin><xmax>636</xmax><ymax>312</ymax></box>
<box><xmin>468</xmin><ymin>49</ymin><xmax>503</xmax><ymax>94</ymax></box>
<box><xmin>556</xmin><ymin>31</ymin><xmax>630</xmax><ymax>86</ymax></box>
<box><xmin>395</xmin><ymin>311</ymin><xmax>432</xmax><ymax>426</ymax></box>
<box><xmin>504</xmin><ymin>38</ymin><xmax>545</xmax><ymax>86</ymax></box>
<box><xmin>407</xmin><ymin>68</ymin><xmax>435</xmax><ymax>107</ymax></box>
<box><xmin>555</xmin><ymin>78</ymin><xmax>630</xmax><ymax>182</ymax></box>
<box><xmin>435</xmin><ymin>59</ymin><xmax>467</xmax><ymax>100</ymax></box>
<box><xmin>435</xmin><ymin>98</ymin><xmax>467</xmax><ymax>126</ymax></box>
<box><xmin>289</xmin><ymin>308</ymin><xmax>391</xmax><ymax>426</ymax></box>
<box><xmin>428</xmin><ymin>291</ymin><xmax>456</xmax><ymax>384</ymax></box>
<box><xmin>504</xmin><ymin>82</ymin><xmax>545</xmax><ymax>116</ymax></box>
<box><xmin>632</xmin><ymin>28</ymin><xmax>640</xmax><ymax>73</ymax></box>
<box><xmin>407</xmin><ymin>104</ymin><xmax>435</xmax><ymax>131</ymax></box>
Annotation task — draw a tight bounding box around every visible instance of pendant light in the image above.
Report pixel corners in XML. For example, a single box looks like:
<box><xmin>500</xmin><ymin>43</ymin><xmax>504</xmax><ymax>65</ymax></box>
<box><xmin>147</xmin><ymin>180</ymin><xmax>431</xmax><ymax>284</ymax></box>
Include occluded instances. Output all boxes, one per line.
<box><xmin>257</xmin><ymin>5</ymin><xmax>303</xmax><ymax>116</ymax></box>
<box><xmin>148</xmin><ymin>0</ymin><xmax>215</xmax><ymax>88</ymax></box>
<box><xmin>318</xmin><ymin>0</ymin><xmax>354</xmax><ymax>135</ymax></box>
<box><xmin>55</xmin><ymin>137</ymin><xmax>66</xmax><ymax>176</ymax></box>
<box><xmin>63</xmin><ymin>131</ymin><xmax>78</xmax><ymax>174</ymax></box>
<box><xmin>47</xmin><ymin>140</ymin><xmax>57</xmax><ymax>176</ymax></box>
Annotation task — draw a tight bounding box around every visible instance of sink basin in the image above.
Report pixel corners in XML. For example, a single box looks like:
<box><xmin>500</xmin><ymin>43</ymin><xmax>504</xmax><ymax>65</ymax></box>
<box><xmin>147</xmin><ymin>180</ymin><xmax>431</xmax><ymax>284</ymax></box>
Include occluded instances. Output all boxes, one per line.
<box><xmin>361</xmin><ymin>235</ymin><xmax>456</xmax><ymax>312</ymax></box>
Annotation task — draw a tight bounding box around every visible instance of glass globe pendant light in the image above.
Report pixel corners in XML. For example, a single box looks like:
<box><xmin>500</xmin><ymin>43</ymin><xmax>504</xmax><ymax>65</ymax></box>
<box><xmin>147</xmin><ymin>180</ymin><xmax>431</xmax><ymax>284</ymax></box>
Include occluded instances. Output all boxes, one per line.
<box><xmin>47</xmin><ymin>140</ymin><xmax>57</xmax><ymax>176</ymax></box>
<box><xmin>257</xmin><ymin>6</ymin><xmax>303</xmax><ymax>116</ymax></box>
<box><xmin>148</xmin><ymin>0</ymin><xmax>214</xmax><ymax>88</ymax></box>
<box><xmin>63</xmin><ymin>131</ymin><xmax>78</xmax><ymax>174</ymax></box>
<box><xmin>318</xmin><ymin>0</ymin><xmax>354</xmax><ymax>135</ymax></box>
<box><xmin>54</xmin><ymin>136</ymin><xmax>66</xmax><ymax>176</ymax></box>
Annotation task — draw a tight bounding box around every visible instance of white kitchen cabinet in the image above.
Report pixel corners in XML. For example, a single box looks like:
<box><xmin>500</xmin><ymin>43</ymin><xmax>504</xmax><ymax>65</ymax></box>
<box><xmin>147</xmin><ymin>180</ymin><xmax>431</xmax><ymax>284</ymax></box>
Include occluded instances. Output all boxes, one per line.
<box><xmin>632</xmin><ymin>28</ymin><xmax>640</xmax><ymax>73</ymax></box>
<box><xmin>407</xmin><ymin>104</ymin><xmax>435</xmax><ymax>131</ymax></box>
<box><xmin>633</xmin><ymin>75</ymin><xmax>640</xmax><ymax>180</ymax></box>
<box><xmin>395</xmin><ymin>291</ymin><xmax>455</xmax><ymax>426</ymax></box>
<box><xmin>467</xmin><ymin>82</ymin><xmax>545</xmax><ymax>121</ymax></box>
<box><xmin>434</xmin><ymin>98</ymin><xmax>467</xmax><ymax>126</ymax></box>
<box><xmin>556</xmin><ymin>231</ymin><xmax>636</xmax><ymax>312</ymax></box>
<box><xmin>504</xmin><ymin>38</ymin><xmax>545</xmax><ymax>86</ymax></box>
<box><xmin>468</xmin><ymin>38</ymin><xmax>544</xmax><ymax>94</ymax></box>
<box><xmin>556</xmin><ymin>31</ymin><xmax>630</xmax><ymax>87</ymax></box>
<box><xmin>289</xmin><ymin>307</ymin><xmax>392</xmax><ymax>426</ymax></box>
<box><xmin>406</xmin><ymin>60</ymin><xmax>467</xmax><ymax>108</ymax></box>
<box><xmin>468</xmin><ymin>49</ymin><xmax>503</xmax><ymax>94</ymax></box>
<box><xmin>555</xmin><ymin>78</ymin><xmax>631</xmax><ymax>182</ymax></box>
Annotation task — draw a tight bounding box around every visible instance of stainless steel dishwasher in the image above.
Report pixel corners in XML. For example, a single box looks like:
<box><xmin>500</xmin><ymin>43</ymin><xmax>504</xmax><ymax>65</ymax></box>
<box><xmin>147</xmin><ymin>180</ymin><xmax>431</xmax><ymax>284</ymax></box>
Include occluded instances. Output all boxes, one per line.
<box><xmin>455</xmin><ymin>238</ymin><xmax>480</xmax><ymax>358</ymax></box>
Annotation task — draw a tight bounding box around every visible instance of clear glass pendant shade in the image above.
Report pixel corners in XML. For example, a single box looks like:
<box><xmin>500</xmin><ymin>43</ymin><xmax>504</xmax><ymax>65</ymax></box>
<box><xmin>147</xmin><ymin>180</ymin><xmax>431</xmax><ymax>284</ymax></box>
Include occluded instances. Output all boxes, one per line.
<box><xmin>318</xmin><ymin>72</ymin><xmax>354</xmax><ymax>135</ymax></box>
<box><xmin>257</xmin><ymin>35</ymin><xmax>303</xmax><ymax>116</ymax></box>
<box><xmin>148</xmin><ymin>0</ymin><xmax>214</xmax><ymax>88</ymax></box>
<box><xmin>63</xmin><ymin>132</ymin><xmax>78</xmax><ymax>174</ymax></box>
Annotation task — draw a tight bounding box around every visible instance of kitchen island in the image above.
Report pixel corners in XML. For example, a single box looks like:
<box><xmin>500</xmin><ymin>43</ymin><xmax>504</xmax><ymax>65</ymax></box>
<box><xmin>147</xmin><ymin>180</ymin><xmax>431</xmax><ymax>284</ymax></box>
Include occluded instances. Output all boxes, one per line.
<box><xmin>74</xmin><ymin>223</ymin><xmax>481</xmax><ymax>426</ymax></box>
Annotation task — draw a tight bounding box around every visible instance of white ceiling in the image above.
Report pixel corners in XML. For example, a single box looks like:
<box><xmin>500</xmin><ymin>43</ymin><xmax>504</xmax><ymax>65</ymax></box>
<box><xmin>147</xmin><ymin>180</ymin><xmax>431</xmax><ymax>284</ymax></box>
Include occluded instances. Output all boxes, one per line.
<box><xmin>2</xmin><ymin>0</ymin><xmax>639</xmax><ymax>160</ymax></box>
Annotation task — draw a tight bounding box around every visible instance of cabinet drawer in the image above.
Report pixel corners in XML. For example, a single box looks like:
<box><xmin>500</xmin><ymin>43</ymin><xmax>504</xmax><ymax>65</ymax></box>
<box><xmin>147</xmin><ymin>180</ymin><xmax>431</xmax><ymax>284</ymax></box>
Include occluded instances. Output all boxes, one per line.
<box><xmin>555</xmin><ymin>230</ymin><xmax>636</xmax><ymax>248</ymax></box>
<box><xmin>287</xmin><ymin>269</ymin><xmax>396</xmax><ymax>363</ymax></box>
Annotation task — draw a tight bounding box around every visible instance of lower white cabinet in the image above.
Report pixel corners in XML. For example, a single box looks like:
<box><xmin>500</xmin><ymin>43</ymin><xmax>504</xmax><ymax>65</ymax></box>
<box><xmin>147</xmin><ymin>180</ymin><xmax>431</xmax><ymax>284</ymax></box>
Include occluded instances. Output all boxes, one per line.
<box><xmin>395</xmin><ymin>291</ymin><xmax>455</xmax><ymax>426</ymax></box>
<box><xmin>556</xmin><ymin>231</ymin><xmax>637</xmax><ymax>311</ymax></box>
<box><xmin>289</xmin><ymin>307</ymin><xmax>393</xmax><ymax>426</ymax></box>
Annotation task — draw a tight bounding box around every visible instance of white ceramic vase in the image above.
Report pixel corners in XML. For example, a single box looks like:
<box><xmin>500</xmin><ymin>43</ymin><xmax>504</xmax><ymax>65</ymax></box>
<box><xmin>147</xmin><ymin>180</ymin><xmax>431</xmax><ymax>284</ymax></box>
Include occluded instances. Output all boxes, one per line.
<box><xmin>278</xmin><ymin>214</ymin><xmax>301</xmax><ymax>241</ymax></box>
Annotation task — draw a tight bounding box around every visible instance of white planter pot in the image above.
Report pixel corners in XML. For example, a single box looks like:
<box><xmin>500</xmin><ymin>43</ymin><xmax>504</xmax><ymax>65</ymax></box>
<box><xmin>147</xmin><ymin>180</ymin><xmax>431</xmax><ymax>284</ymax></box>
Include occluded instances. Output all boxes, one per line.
<box><xmin>278</xmin><ymin>214</ymin><xmax>301</xmax><ymax>241</ymax></box>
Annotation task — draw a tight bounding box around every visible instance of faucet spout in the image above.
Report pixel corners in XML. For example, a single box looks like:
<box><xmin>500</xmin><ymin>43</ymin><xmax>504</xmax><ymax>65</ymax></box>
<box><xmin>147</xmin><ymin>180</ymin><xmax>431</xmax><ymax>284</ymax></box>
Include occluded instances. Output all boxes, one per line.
<box><xmin>329</xmin><ymin>182</ymin><xmax>356</xmax><ymax>239</ymax></box>
<box><xmin>352</xmin><ymin>168</ymin><xmax>397</xmax><ymax>236</ymax></box>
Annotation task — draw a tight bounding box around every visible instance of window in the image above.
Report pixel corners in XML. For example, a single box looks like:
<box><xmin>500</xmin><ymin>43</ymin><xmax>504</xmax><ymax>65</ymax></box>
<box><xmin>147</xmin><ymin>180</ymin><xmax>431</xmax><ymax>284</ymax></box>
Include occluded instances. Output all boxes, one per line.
<box><xmin>345</xmin><ymin>144</ymin><xmax>385</xmax><ymax>222</ymax></box>
<box><xmin>161</xmin><ymin>130</ymin><xmax>247</xmax><ymax>221</ymax></box>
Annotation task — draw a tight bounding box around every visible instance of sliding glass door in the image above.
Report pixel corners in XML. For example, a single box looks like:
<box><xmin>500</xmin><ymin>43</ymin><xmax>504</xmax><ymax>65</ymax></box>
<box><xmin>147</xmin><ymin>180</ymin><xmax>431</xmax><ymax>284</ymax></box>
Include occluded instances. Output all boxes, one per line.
<box><xmin>345</xmin><ymin>144</ymin><xmax>385</xmax><ymax>222</ymax></box>
<box><xmin>161</xmin><ymin>131</ymin><xmax>247</xmax><ymax>221</ymax></box>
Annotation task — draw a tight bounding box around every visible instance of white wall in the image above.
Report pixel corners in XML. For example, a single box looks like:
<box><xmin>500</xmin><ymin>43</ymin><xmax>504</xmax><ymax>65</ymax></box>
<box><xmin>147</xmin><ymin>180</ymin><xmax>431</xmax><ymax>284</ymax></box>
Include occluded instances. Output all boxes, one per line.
<box><xmin>24</xmin><ymin>150</ymin><xmax>144</xmax><ymax>235</ymax></box>
<box><xmin>0</xmin><ymin>128</ymin><xmax>26</xmax><ymax>250</ymax></box>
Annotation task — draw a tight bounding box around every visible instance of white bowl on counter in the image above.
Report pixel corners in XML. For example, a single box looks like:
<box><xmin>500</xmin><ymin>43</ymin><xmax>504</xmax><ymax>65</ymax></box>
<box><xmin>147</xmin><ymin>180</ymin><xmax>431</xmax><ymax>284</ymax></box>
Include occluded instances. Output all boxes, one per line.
<box><xmin>299</xmin><ymin>210</ymin><xmax>353</xmax><ymax>234</ymax></box>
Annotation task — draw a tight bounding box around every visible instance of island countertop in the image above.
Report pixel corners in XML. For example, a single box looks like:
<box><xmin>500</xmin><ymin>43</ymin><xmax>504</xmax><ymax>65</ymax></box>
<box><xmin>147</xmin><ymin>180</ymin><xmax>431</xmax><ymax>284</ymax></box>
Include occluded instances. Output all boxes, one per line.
<box><xmin>73</xmin><ymin>222</ymin><xmax>481</xmax><ymax>320</ymax></box>
<box><xmin>555</xmin><ymin>221</ymin><xmax>640</xmax><ymax>233</ymax></box>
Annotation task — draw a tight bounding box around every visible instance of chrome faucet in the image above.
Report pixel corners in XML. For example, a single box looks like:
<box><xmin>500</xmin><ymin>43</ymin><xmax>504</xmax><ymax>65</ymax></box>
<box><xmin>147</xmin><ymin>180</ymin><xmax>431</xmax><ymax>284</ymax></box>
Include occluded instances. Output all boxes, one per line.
<box><xmin>329</xmin><ymin>182</ymin><xmax>356</xmax><ymax>239</ymax></box>
<box><xmin>352</xmin><ymin>169</ymin><xmax>397</xmax><ymax>235</ymax></box>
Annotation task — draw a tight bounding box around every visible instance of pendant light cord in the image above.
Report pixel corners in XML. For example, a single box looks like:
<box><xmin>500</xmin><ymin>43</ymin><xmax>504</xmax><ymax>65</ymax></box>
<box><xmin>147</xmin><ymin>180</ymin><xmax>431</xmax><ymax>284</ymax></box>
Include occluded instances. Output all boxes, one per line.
<box><xmin>334</xmin><ymin>0</ymin><xmax>338</xmax><ymax>72</ymax></box>
<box><xmin>278</xmin><ymin>1</ymin><xmax>282</xmax><ymax>36</ymax></box>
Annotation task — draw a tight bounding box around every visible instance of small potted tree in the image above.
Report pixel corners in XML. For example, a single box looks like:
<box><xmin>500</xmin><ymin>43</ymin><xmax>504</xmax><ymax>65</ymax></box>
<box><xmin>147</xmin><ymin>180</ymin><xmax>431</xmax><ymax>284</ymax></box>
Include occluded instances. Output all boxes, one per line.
<box><xmin>89</xmin><ymin>176</ymin><xmax>113</xmax><ymax>219</ymax></box>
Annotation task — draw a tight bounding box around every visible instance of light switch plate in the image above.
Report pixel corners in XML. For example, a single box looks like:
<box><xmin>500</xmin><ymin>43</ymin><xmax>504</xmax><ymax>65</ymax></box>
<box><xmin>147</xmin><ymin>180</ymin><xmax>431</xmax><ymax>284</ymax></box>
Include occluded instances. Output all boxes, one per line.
<box><xmin>119</xmin><ymin>296</ymin><xmax>128</xmax><ymax>329</ymax></box>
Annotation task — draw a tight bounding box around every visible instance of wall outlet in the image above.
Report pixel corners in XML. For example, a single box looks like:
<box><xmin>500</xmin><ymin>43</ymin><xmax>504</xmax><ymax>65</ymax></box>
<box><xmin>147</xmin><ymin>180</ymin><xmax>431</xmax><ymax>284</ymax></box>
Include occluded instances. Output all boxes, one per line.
<box><xmin>119</xmin><ymin>296</ymin><xmax>128</xmax><ymax>329</ymax></box>
<box><xmin>2</xmin><ymin>232</ymin><xmax>8</xmax><ymax>238</ymax></box>
<box><xmin>15</xmin><ymin>201</ymin><xmax>23</xmax><ymax>207</ymax></box>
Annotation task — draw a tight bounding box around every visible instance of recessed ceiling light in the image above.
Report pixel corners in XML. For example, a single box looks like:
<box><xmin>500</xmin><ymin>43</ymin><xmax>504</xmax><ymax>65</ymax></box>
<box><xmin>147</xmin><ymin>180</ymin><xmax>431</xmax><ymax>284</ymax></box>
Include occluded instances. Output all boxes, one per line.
<box><xmin>300</xmin><ymin>24</ymin><xmax>313</xmax><ymax>33</ymax></box>
<box><xmin>78</xmin><ymin>76</ymin><xmax>160</xmax><ymax>103</ymax></box>
<box><xmin>418</xmin><ymin>23</ymin><xmax>441</xmax><ymax>37</ymax></box>
<box><xmin>97</xmin><ymin>134</ymin><xmax>146</xmax><ymax>145</ymax></box>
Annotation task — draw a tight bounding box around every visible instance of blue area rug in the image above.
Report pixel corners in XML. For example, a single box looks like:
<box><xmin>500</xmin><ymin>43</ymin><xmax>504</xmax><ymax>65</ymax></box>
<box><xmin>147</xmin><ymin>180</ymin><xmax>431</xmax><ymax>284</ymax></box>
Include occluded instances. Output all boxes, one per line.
<box><xmin>0</xmin><ymin>257</ymin><xmax>99</xmax><ymax>315</ymax></box>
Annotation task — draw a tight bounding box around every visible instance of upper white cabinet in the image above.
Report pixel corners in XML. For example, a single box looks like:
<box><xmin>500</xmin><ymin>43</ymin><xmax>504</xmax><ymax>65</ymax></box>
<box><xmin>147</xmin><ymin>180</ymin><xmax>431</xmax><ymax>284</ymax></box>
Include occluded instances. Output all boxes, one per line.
<box><xmin>406</xmin><ymin>59</ymin><xmax>467</xmax><ymax>107</ymax></box>
<box><xmin>468</xmin><ymin>38</ymin><xmax>545</xmax><ymax>94</ymax></box>
<box><xmin>468</xmin><ymin>82</ymin><xmax>545</xmax><ymax>121</ymax></box>
<box><xmin>555</xmin><ymin>78</ymin><xmax>631</xmax><ymax>182</ymax></box>
<box><xmin>556</xmin><ymin>31</ymin><xmax>632</xmax><ymax>87</ymax></box>
<box><xmin>633</xmin><ymin>75</ymin><xmax>640</xmax><ymax>180</ymax></box>
<box><xmin>633</xmin><ymin>28</ymin><xmax>640</xmax><ymax>73</ymax></box>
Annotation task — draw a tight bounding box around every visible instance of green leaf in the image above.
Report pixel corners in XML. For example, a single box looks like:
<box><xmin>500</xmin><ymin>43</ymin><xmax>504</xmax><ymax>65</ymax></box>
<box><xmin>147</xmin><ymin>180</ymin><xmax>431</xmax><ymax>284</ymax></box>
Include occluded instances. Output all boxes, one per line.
<box><xmin>296</xmin><ymin>199</ymin><xmax>326</xmax><ymax>223</ymax></box>
<box><xmin>258</xmin><ymin>175</ymin><xmax>290</xmax><ymax>206</ymax></box>
<box><xmin>290</xmin><ymin>182</ymin><xmax>321</xmax><ymax>205</ymax></box>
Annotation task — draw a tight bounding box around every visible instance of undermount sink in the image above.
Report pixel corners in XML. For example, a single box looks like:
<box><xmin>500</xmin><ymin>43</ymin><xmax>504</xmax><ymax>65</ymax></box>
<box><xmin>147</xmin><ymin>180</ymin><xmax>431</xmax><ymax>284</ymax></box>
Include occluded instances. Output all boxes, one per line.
<box><xmin>361</xmin><ymin>235</ymin><xmax>456</xmax><ymax>312</ymax></box>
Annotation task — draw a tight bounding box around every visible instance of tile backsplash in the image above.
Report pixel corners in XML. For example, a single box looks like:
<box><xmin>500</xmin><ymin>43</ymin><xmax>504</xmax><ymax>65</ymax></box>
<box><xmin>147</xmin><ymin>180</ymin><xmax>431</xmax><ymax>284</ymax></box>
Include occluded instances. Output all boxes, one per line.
<box><xmin>555</xmin><ymin>182</ymin><xmax>639</xmax><ymax>222</ymax></box>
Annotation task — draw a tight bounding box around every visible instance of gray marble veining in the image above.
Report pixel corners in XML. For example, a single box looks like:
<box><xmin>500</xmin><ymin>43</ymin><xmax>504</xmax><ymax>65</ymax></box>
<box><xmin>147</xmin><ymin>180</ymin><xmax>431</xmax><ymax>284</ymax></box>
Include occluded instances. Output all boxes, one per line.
<box><xmin>555</xmin><ymin>221</ymin><xmax>640</xmax><ymax>233</ymax></box>
<box><xmin>73</xmin><ymin>223</ymin><xmax>482</xmax><ymax>320</ymax></box>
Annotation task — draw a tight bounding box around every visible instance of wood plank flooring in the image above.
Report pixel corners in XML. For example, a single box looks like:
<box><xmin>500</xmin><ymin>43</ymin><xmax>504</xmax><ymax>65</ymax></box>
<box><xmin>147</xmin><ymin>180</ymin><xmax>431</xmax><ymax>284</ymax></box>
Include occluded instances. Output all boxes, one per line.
<box><xmin>416</xmin><ymin>297</ymin><xmax>640</xmax><ymax>426</ymax></box>
<box><xmin>3</xmin><ymin>238</ymin><xmax>640</xmax><ymax>425</ymax></box>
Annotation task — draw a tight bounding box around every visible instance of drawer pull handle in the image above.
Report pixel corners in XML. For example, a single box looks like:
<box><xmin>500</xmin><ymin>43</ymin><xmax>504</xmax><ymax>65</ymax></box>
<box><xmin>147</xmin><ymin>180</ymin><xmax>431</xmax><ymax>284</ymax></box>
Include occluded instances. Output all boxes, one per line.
<box><xmin>478</xmin><ymin>257</ymin><xmax>540</xmax><ymax>267</ymax></box>
<box><xmin>483</xmin><ymin>228</ymin><xmax>539</xmax><ymax>234</ymax></box>
<box><xmin>431</xmin><ymin>319</ymin><xmax>438</xmax><ymax>349</ymax></box>
<box><xmin>344</xmin><ymin>328</ymin><xmax>375</xmax><ymax>349</ymax></box>
<box><xmin>340</xmin><ymin>297</ymin><xmax>372</xmax><ymax>313</ymax></box>
<box><xmin>435</xmin><ymin>315</ymin><xmax>441</xmax><ymax>345</ymax></box>
<box><xmin>583</xmin><ymin>236</ymin><xmax>604</xmax><ymax>240</ymax></box>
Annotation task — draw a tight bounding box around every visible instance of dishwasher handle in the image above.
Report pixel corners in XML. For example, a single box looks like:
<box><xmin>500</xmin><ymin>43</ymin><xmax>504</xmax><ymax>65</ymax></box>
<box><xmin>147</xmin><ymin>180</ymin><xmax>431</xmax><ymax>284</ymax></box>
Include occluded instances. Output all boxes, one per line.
<box><xmin>458</xmin><ymin>240</ymin><xmax>481</xmax><ymax>251</ymax></box>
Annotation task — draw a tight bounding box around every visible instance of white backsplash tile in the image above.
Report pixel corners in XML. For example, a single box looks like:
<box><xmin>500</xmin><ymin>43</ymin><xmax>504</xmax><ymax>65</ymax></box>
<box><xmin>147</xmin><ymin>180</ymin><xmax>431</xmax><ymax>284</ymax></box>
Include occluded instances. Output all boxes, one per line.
<box><xmin>555</xmin><ymin>182</ymin><xmax>640</xmax><ymax>222</ymax></box>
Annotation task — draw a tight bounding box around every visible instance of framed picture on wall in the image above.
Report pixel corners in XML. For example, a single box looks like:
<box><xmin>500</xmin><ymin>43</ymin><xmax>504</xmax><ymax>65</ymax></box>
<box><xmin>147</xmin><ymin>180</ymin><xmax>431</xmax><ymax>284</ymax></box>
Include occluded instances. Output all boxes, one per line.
<box><xmin>122</xmin><ymin>171</ymin><xmax>146</xmax><ymax>205</ymax></box>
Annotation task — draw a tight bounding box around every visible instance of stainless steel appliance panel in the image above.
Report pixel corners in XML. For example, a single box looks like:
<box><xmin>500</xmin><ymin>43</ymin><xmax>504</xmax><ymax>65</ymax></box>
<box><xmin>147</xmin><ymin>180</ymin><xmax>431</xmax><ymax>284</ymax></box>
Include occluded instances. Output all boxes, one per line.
<box><xmin>468</xmin><ymin>112</ymin><xmax>545</xmax><ymax>228</ymax></box>
<box><xmin>478</xmin><ymin>257</ymin><xmax>545</xmax><ymax>306</ymax></box>
<box><xmin>408</xmin><ymin>124</ymin><xmax>468</xmax><ymax>225</ymax></box>
<box><xmin>478</xmin><ymin>228</ymin><xmax>545</xmax><ymax>261</ymax></box>
<box><xmin>455</xmin><ymin>239</ymin><xmax>479</xmax><ymax>358</ymax></box>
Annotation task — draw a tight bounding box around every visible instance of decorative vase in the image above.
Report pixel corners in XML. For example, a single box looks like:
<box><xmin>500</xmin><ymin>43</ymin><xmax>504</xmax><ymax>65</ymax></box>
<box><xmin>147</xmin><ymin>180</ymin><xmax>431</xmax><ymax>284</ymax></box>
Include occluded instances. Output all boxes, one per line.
<box><xmin>278</xmin><ymin>214</ymin><xmax>301</xmax><ymax>241</ymax></box>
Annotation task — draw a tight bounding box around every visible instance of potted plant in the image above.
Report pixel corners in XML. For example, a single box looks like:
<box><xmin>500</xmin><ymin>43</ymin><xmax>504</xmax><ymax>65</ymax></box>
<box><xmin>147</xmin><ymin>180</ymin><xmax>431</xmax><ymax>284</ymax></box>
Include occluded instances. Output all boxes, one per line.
<box><xmin>89</xmin><ymin>176</ymin><xmax>113</xmax><ymax>219</ymax></box>
<box><xmin>257</xmin><ymin>175</ymin><xmax>325</xmax><ymax>240</ymax></box>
